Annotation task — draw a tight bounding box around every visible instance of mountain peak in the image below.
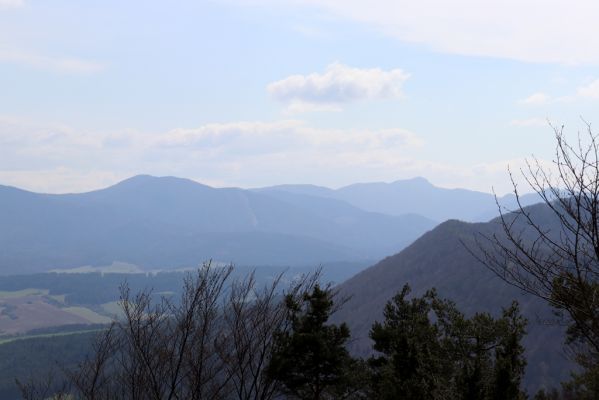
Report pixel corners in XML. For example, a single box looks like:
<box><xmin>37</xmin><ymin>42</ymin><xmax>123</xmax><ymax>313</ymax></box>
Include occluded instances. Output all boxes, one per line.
<box><xmin>391</xmin><ymin>176</ymin><xmax>432</xmax><ymax>186</ymax></box>
<box><xmin>118</xmin><ymin>174</ymin><xmax>155</xmax><ymax>184</ymax></box>
<box><xmin>112</xmin><ymin>175</ymin><xmax>212</xmax><ymax>190</ymax></box>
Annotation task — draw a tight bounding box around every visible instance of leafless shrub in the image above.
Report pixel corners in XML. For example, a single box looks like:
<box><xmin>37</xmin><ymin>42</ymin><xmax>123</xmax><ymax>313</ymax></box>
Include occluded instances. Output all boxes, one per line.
<box><xmin>473</xmin><ymin>122</ymin><xmax>599</xmax><ymax>367</ymax></box>
<box><xmin>20</xmin><ymin>262</ymin><xmax>321</xmax><ymax>400</ymax></box>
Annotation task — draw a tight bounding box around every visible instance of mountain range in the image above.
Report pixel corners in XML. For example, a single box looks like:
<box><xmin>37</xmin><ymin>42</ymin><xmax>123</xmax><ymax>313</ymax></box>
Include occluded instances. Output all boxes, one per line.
<box><xmin>256</xmin><ymin>176</ymin><xmax>540</xmax><ymax>222</ymax></box>
<box><xmin>0</xmin><ymin>175</ymin><xmax>437</xmax><ymax>274</ymax></box>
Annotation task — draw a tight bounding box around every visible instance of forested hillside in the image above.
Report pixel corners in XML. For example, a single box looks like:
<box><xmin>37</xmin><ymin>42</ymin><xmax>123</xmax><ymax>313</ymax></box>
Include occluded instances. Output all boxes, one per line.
<box><xmin>334</xmin><ymin>210</ymin><xmax>573</xmax><ymax>393</ymax></box>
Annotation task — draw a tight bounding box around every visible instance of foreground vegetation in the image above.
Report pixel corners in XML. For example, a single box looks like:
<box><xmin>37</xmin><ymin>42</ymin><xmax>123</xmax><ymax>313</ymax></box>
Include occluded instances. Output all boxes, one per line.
<box><xmin>10</xmin><ymin>263</ymin><xmax>553</xmax><ymax>399</ymax></box>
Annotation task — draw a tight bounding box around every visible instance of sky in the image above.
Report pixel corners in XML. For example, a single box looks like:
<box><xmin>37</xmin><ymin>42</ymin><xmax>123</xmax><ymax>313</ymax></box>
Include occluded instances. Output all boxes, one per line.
<box><xmin>2</xmin><ymin>0</ymin><xmax>599</xmax><ymax>194</ymax></box>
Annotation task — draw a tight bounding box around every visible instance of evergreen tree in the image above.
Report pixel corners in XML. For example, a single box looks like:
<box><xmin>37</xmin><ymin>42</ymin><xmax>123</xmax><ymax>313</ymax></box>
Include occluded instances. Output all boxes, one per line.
<box><xmin>368</xmin><ymin>284</ymin><xmax>451</xmax><ymax>399</ymax></box>
<box><xmin>267</xmin><ymin>284</ymin><xmax>364</xmax><ymax>400</ymax></box>
<box><xmin>455</xmin><ymin>313</ymin><xmax>497</xmax><ymax>400</ymax></box>
<box><xmin>368</xmin><ymin>284</ymin><xmax>527</xmax><ymax>400</ymax></box>
<box><xmin>491</xmin><ymin>302</ymin><xmax>527</xmax><ymax>400</ymax></box>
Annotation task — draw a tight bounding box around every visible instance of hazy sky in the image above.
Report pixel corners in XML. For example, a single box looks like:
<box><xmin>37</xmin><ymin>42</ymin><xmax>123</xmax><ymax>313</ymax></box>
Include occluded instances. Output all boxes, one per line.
<box><xmin>2</xmin><ymin>0</ymin><xmax>599</xmax><ymax>194</ymax></box>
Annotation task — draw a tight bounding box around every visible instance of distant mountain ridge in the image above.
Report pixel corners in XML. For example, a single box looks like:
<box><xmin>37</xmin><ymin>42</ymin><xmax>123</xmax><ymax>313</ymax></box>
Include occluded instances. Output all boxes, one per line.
<box><xmin>0</xmin><ymin>175</ymin><xmax>436</xmax><ymax>274</ymax></box>
<box><xmin>256</xmin><ymin>177</ymin><xmax>540</xmax><ymax>222</ymax></box>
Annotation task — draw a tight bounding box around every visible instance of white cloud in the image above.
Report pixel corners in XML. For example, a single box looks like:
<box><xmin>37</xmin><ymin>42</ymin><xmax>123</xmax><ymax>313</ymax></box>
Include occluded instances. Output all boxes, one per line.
<box><xmin>519</xmin><ymin>79</ymin><xmax>599</xmax><ymax>106</ymax></box>
<box><xmin>0</xmin><ymin>116</ymin><xmax>146</xmax><ymax>177</ymax></box>
<box><xmin>0</xmin><ymin>116</ymin><xmax>549</xmax><ymax>195</ymax></box>
<box><xmin>283</xmin><ymin>102</ymin><xmax>343</xmax><ymax>114</ymax></box>
<box><xmin>0</xmin><ymin>50</ymin><xmax>105</xmax><ymax>74</ymax></box>
<box><xmin>519</xmin><ymin>93</ymin><xmax>551</xmax><ymax>106</ymax></box>
<box><xmin>237</xmin><ymin>0</ymin><xmax>599</xmax><ymax>65</ymax></box>
<box><xmin>267</xmin><ymin>63</ymin><xmax>410</xmax><ymax>112</ymax></box>
<box><xmin>577</xmin><ymin>79</ymin><xmax>599</xmax><ymax>99</ymax></box>
<box><xmin>510</xmin><ymin>118</ymin><xmax>548</xmax><ymax>128</ymax></box>
<box><xmin>0</xmin><ymin>0</ymin><xmax>23</xmax><ymax>9</ymax></box>
<box><xmin>160</xmin><ymin>120</ymin><xmax>422</xmax><ymax>153</ymax></box>
<box><xmin>0</xmin><ymin>116</ymin><xmax>424</xmax><ymax>192</ymax></box>
<box><xmin>291</xmin><ymin>24</ymin><xmax>330</xmax><ymax>39</ymax></box>
<box><xmin>0</xmin><ymin>168</ymin><xmax>128</xmax><ymax>194</ymax></box>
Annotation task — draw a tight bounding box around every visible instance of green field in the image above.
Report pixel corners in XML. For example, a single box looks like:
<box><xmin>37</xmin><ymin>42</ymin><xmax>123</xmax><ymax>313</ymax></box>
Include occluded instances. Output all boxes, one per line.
<box><xmin>48</xmin><ymin>294</ymin><xmax>67</xmax><ymax>304</ymax></box>
<box><xmin>61</xmin><ymin>307</ymin><xmax>112</xmax><ymax>324</ymax></box>
<box><xmin>0</xmin><ymin>328</ymin><xmax>105</xmax><ymax>345</ymax></box>
<box><xmin>0</xmin><ymin>288</ymin><xmax>49</xmax><ymax>299</ymax></box>
<box><xmin>100</xmin><ymin>301</ymin><xmax>123</xmax><ymax>317</ymax></box>
<box><xmin>0</xmin><ymin>288</ymin><xmax>114</xmax><ymax>337</ymax></box>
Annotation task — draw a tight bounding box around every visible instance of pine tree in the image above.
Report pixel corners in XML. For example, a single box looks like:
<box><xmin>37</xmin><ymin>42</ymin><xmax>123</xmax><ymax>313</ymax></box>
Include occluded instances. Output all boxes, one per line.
<box><xmin>368</xmin><ymin>284</ymin><xmax>453</xmax><ymax>399</ymax></box>
<box><xmin>491</xmin><ymin>302</ymin><xmax>527</xmax><ymax>400</ymax></box>
<box><xmin>368</xmin><ymin>284</ymin><xmax>527</xmax><ymax>400</ymax></box>
<box><xmin>267</xmin><ymin>284</ymin><xmax>364</xmax><ymax>400</ymax></box>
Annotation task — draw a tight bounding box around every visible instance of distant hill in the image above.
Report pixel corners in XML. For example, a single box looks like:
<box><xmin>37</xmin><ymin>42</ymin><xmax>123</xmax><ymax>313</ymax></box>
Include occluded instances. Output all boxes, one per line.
<box><xmin>0</xmin><ymin>175</ymin><xmax>436</xmax><ymax>274</ymax></box>
<box><xmin>333</xmin><ymin>209</ymin><xmax>574</xmax><ymax>394</ymax></box>
<box><xmin>257</xmin><ymin>177</ymin><xmax>540</xmax><ymax>222</ymax></box>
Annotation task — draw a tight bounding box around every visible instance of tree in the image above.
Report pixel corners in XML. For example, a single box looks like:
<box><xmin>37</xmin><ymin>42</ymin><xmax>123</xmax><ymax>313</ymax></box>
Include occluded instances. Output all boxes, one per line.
<box><xmin>19</xmin><ymin>262</ymin><xmax>320</xmax><ymax>400</ymax></box>
<box><xmin>476</xmin><ymin>123</ymin><xmax>599</xmax><ymax>393</ymax></box>
<box><xmin>368</xmin><ymin>284</ymin><xmax>450</xmax><ymax>399</ymax></box>
<box><xmin>368</xmin><ymin>284</ymin><xmax>527</xmax><ymax>400</ymax></box>
<box><xmin>491</xmin><ymin>302</ymin><xmax>528</xmax><ymax>400</ymax></box>
<box><xmin>267</xmin><ymin>284</ymin><xmax>365</xmax><ymax>400</ymax></box>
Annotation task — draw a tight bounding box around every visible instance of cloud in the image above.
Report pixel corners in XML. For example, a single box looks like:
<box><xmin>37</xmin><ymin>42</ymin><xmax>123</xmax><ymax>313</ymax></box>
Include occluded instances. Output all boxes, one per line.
<box><xmin>577</xmin><ymin>79</ymin><xmax>599</xmax><ymax>99</ymax></box>
<box><xmin>237</xmin><ymin>0</ymin><xmax>599</xmax><ymax>65</ymax></box>
<box><xmin>510</xmin><ymin>118</ymin><xmax>548</xmax><ymax>128</ymax></box>
<box><xmin>0</xmin><ymin>0</ymin><xmax>23</xmax><ymax>9</ymax></box>
<box><xmin>0</xmin><ymin>116</ymin><xmax>424</xmax><ymax>192</ymax></box>
<box><xmin>160</xmin><ymin>120</ymin><xmax>422</xmax><ymax>153</ymax></box>
<box><xmin>0</xmin><ymin>50</ymin><xmax>105</xmax><ymax>74</ymax></box>
<box><xmin>0</xmin><ymin>116</ymin><xmax>145</xmax><ymax>175</ymax></box>
<box><xmin>519</xmin><ymin>79</ymin><xmax>599</xmax><ymax>106</ymax></box>
<box><xmin>0</xmin><ymin>168</ymin><xmax>128</xmax><ymax>194</ymax></box>
<box><xmin>291</xmin><ymin>24</ymin><xmax>330</xmax><ymax>39</ymax></box>
<box><xmin>519</xmin><ymin>93</ymin><xmax>551</xmax><ymax>106</ymax></box>
<box><xmin>0</xmin><ymin>115</ymin><xmax>548</xmax><ymax>195</ymax></box>
<box><xmin>283</xmin><ymin>102</ymin><xmax>343</xmax><ymax>114</ymax></box>
<box><xmin>267</xmin><ymin>63</ymin><xmax>410</xmax><ymax>112</ymax></box>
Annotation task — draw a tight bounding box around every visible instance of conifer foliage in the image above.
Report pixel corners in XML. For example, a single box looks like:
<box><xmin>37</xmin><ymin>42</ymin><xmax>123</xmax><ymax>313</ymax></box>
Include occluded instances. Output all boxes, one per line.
<box><xmin>267</xmin><ymin>284</ymin><xmax>365</xmax><ymax>400</ymax></box>
<box><xmin>368</xmin><ymin>284</ymin><xmax>527</xmax><ymax>400</ymax></box>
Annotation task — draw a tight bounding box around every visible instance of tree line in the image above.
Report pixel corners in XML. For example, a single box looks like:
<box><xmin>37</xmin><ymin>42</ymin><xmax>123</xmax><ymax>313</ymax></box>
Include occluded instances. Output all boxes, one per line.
<box><xmin>18</xmin><ymin>263</ymin><xmax>530</xmax><ymax>400</ymax></box>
